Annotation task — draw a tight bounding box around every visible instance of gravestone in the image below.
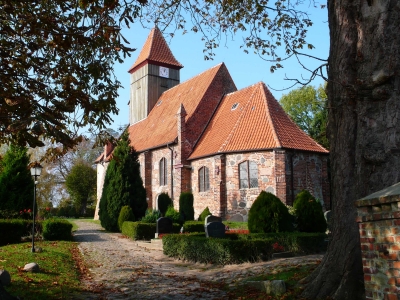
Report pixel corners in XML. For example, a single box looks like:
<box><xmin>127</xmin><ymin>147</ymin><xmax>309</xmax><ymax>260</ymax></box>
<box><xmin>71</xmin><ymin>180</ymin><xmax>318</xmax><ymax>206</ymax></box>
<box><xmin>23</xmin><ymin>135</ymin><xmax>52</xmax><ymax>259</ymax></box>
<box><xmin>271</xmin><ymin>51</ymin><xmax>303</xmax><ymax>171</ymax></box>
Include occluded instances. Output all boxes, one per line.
<box><xmin>205</xmin><ymin>221</ymin><xmax>225</xmax><ymax>238</ymax></box>
<box><xmin>156</xmin><ymin>217</ymin><xmax>173</xmax><ymax>238</ymax></box>
<box><xmin>204</xmin><ymin>215</ymin><xmax>222</xmax><ymax>225</ymax></box>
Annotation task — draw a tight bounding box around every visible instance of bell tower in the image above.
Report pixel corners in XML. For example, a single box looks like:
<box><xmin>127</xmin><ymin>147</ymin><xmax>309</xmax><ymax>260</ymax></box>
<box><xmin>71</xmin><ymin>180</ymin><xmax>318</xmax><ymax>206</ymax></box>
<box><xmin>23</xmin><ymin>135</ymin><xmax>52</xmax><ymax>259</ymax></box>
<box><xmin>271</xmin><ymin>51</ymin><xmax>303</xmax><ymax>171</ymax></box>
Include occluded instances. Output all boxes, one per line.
<box><xmin>128</xmin><ymin>27</ymin><xmax>183</xmax><ymax>125</ymax></box>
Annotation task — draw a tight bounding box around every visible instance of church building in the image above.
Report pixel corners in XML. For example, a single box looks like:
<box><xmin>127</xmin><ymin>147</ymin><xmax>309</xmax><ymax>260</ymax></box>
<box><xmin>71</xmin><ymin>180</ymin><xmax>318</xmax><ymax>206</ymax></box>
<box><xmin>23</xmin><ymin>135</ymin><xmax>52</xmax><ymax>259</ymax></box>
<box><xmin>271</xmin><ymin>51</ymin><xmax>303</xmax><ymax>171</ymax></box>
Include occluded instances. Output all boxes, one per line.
<box><xmin>95</xmin><ymin>27</ymin><xmax>330</xmax><ymax>221</ymax></box>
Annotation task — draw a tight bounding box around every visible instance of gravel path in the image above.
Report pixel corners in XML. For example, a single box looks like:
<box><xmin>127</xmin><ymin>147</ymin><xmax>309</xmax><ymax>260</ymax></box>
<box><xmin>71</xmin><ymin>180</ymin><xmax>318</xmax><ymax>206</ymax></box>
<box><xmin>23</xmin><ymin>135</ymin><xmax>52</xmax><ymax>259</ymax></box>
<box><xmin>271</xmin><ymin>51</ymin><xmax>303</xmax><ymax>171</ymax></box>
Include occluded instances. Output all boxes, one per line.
<box><xmin>71</xmin><ymin>220</ymin><xmax>323</xmax><ymax>299</ymax></box>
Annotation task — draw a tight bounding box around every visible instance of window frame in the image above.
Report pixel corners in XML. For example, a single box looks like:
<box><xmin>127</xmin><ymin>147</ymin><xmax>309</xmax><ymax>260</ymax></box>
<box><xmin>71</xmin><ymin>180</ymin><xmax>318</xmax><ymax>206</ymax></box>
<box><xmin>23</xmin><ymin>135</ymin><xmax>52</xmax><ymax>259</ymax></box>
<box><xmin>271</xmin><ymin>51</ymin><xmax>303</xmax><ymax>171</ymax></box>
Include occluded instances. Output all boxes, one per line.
<box><xmin>198</xmin><ymin>166</ymin><xmax>210</xmax><ymax>192</ymax></box>
<box><xmin>159</xmin><ymin>157</ymin><xmax>168</xmax><ymax>186</ymax></box>
<box><xmin>239</xmin><ymin>160</ymin><xmax>259</xmax><ymax>189</ymax></box>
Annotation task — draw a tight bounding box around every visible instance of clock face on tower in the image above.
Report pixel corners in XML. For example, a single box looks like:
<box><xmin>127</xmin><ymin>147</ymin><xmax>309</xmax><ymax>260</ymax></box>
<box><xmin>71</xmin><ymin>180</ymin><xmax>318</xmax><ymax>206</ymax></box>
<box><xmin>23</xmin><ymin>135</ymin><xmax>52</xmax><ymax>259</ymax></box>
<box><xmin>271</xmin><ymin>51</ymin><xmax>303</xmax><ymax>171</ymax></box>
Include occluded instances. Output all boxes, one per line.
<box><xmin>159</xmin><ymin>66</ymin><xmax>169</xmax><ymax>78</ymax></box>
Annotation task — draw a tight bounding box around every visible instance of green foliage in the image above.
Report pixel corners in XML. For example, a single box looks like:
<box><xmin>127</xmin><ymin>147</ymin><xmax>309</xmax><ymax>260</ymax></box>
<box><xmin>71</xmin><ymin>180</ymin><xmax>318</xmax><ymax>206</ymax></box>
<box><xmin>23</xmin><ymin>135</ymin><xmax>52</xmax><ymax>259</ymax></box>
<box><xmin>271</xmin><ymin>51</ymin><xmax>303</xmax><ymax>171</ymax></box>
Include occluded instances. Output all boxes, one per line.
<box><xmin>223</xmin><ymin>221</ymin><xmax>248</xmax><ymax>230</ymax></box>
<box><xmin>198</xmin><ymin>207</ymin><xmax>211</xmax><ymax>221</ymax></box>
<box><xmin>65</xmin><ymin>162</ymin><xmax>96</xmax><ymax>216</ymax></box>
<box><xmin>42</xmin><ymin>219</ymin><xmax>73</xmax><ymax>241</ymax></box>
<box><xmin>248</xmin><ymin>191</ymin><xmax>293</xmax><ymax>233</ymax></box>
<box><xmin>183</xmin><ymin>221</ymin><xmax>205</xmax><ymax>233</ymax></box>
<box><xmin>163</xmin><ymin>232</ymin><xmax>326</xmax><ymax>265</ymax></box>
<box><xmin>294</xmin><ymin>190</ymin><xmax>327</xmax><ymax>233</ymax></box>
<box><xmin>118</xmin><ymin>205</ymin><xmax>135</xmax><ymax>232</ymax></box>
<box><xmin>163</xmin><ymin>234</ymin><xmax>273</xmax><ymax>264</ymax></box>
<box><xmin>280</xmin><ymin>84</ymin><xmax>329</xmax><ymax>149</ymax></box>
<box><xmin>0</xmin><ymin>1</ymin><xmax>139</xmax><ymax>149</ymax></box>
<box><xmin>165</xmin><ymin>205</ymin><xmax>182</xmax><ymax>225</ymax></box>
<box><xmin>0</xmin><ymin>219</ymin><xmax>26</xmax><ymax>246</ymax></box>
<box><xmin>140</xmin><ymin>209</ymin><xmax>161</xmax><ymax>223</ymax></box>
<box><xmin>122</xmin><ymin>221</ymin><xmax>180</xmax><ymax>240</ymax></box>
<box><xmin>179</xmin><ymin>192</ymin><xmax>195</xmax><ymax>221</ymax></box>
<box><xmin>0</xmin><ymin>144</ymin><xmax>34</xmax><ymax>214</ymax></box>
<box><xmin>99</xmin><ymin>133</ymin><xmax>147</xmax><ymax>232</ymax></box>
<box><xmin>157</xmin><ymin>192</ymin><xmax>172</xmax><ymax>216</ymax></box>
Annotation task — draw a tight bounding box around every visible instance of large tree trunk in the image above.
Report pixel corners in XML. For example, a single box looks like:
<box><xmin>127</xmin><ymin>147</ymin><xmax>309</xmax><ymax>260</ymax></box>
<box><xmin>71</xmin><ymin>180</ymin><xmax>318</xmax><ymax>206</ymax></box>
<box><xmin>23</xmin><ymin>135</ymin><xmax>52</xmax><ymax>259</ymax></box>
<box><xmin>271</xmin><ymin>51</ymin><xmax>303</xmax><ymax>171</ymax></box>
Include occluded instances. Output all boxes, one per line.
<box><xmin>302</xmin><ymin>0</ymin><xmax>400</xmax><ymax>299</ymax></box>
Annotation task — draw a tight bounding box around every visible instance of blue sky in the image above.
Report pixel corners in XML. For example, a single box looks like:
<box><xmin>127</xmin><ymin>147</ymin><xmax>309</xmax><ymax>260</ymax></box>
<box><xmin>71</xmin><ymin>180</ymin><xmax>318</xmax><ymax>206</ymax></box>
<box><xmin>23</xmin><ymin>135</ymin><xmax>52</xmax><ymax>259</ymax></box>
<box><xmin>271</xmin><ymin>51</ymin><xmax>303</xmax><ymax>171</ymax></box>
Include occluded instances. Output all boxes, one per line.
<box><xmin>108</xmin><ymin>4</ymin><xmax>329</xmax><ymax>130</ymax></box>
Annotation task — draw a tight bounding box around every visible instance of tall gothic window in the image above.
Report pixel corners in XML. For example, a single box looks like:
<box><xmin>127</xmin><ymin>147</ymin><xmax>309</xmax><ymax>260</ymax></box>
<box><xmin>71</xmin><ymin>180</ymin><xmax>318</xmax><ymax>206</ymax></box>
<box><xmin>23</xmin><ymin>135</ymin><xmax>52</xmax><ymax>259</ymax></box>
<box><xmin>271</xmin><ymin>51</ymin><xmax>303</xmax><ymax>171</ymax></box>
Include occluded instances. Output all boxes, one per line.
<box><xmin>198</xmin><ymin>166</ymin><xmax>210</xmax><ymax>192</ymax></box>
<box><xmin>239</xmin><ymin>161</ymin><xmax>258</xmax><ymax>189</ymax></box>
<box><xmin>159</xmin><ymin>157</ymin><xmax>168</xmax><ymax>186</ymax></box>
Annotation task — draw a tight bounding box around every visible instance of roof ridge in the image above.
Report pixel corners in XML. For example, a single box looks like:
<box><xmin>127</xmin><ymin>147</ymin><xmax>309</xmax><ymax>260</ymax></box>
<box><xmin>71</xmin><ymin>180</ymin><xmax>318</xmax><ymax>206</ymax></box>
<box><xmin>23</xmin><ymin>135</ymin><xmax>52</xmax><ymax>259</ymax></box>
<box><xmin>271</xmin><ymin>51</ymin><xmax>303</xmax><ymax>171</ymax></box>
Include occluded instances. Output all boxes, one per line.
<box><xmin>218</xmin><ymin>83</ymin><xmax>259</xmax><ymax>152</ymax></box>
<box><xmin>160</xmin><ymin>63</ymin><xmax>224</xmax><ymax>95</ymax></box>
<box><xmin>261</xmin><ymin>82</ymin><xmax>282</xmax><ymax>148</ymax></box>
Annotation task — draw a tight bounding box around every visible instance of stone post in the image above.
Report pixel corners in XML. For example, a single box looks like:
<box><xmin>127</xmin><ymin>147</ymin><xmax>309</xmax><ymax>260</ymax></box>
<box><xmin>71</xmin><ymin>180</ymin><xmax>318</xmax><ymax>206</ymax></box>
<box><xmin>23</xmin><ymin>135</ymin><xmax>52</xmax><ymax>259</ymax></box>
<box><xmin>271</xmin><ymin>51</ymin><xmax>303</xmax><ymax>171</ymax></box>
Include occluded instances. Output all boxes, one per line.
<box><xmin>355</xmin><ymin>182</ymin><xmax>400</xmax><ymax>300</ymax></box>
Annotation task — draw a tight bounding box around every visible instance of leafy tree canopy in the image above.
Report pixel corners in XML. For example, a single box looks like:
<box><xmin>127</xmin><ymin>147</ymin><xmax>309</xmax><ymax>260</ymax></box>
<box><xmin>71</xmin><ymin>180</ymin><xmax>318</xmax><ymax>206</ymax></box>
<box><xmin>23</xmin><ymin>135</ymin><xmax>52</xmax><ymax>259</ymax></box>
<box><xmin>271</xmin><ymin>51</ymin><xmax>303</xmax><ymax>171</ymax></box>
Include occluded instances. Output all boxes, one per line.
<box><xmin>280</xmin><ymin>84</ymin><xmax>329</xmax><ymax>148</ymax></box>
<box><xmin>65</xmin><ymin>161</ymin><xmax>96</xmax><ymax>216</ymax></box>
<box><xmin>0</xmin><ymin>0</ymin><xmax>139</xmax><ymax>153</ymax></box>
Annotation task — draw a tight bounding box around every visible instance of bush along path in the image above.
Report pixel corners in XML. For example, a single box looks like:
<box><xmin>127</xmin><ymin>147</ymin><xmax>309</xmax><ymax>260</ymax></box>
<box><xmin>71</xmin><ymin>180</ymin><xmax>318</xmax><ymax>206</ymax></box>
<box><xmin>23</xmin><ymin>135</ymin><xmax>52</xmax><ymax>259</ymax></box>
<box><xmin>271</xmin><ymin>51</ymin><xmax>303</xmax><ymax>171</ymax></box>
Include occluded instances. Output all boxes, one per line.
<box><xmin>72</xmin><ymin>220</ymin><xmax>323</xmax><ymax>299</ymax></box>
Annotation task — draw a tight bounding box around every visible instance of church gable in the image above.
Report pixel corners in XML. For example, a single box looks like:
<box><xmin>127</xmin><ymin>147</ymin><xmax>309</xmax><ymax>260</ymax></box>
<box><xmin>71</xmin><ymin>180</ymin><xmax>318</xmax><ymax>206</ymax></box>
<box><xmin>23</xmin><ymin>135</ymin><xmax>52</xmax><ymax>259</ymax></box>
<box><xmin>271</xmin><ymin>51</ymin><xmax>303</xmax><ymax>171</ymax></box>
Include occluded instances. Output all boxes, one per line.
<box><xmin>128</xmin><ymin>63</ymin><xmax>236</xmax><ymax>152</ymax></box>
<box><xmin>189</xmin><ymin>82</ymin><xmax>328</xmax><ymax>160</ymax></box>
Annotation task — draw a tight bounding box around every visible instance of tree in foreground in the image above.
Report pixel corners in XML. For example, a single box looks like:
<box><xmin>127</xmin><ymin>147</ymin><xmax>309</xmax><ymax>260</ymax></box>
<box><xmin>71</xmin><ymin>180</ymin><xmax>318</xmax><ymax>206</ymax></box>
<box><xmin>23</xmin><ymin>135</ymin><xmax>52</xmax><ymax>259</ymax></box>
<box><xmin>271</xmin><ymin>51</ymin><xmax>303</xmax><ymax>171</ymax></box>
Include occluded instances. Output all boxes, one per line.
<box><xmin>99</xmin><ymin>132</ymin><xmax>147</xmax><ymax>231</ymax></box>
<box><xmin>0</xmin><ymin>144</ymin><xmax>34</xmax><ymax>213</ymax></box>
<box><xmin>248</xmin><ymin>191</ymin><xmax>293</xmax><ymax>233</ymax></box>
<box><xmin>65</xmin><ymin>161</ymin><xmax>96</xmax><ymax>216</ymax></box>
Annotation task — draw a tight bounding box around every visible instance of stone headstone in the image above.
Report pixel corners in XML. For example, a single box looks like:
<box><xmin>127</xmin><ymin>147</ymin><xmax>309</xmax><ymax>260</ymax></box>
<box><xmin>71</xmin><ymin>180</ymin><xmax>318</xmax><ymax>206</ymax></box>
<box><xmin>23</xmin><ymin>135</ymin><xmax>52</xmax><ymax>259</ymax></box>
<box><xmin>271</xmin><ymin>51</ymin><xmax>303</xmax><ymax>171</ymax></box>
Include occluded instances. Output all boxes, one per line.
<box><xmin>23</xmin><ymin>262</ymin><xmax>39</xmax><ymax>273</ymax></box>
<box><xmin>263</xmin><ymin>280</ymin><xmax>286</xmax><ymax>295</ymax></box>
<box><xmin>204</xmin><ymin>215</ymin><xmax>222</xmax><ymax>225</ymax></box>
<box><xmin>205</xmin><ymin>221</ymin><xmax>225</xmax><ymax>238</ymax></box>
<box><xmin>0</xmin><ymin>270</ymin><xmax>11</xmax><ymax>286</ymax></box>
<box><xmin>156</xmin><ymin>217</ymin><xmax>173</xmax><ymax>235</ymax></box>
<box><xmin>324</xmin><ymin>210</ymin><xmax>332</xmax><ymax>230</ymax></box>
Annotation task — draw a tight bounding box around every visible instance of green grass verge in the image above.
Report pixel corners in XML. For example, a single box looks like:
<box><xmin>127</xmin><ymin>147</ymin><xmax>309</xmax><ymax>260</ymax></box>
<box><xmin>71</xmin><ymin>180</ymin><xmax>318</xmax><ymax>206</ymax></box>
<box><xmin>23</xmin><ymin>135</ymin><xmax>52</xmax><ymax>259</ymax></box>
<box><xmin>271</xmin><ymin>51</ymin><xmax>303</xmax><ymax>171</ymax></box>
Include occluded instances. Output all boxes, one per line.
<box><xmin>228</xmin><ymin>263</ymin><xmax>319</xmax><ymax>299</ymax></box>
<box><xmin>0</xmin><ymin>241</ymin><xmax>85</xmax><ymax>299</ymax></box>
<box><xmin>223</xmin><ymin>221</ymin><xmax>248</xmax><ymax>230</ymax></box>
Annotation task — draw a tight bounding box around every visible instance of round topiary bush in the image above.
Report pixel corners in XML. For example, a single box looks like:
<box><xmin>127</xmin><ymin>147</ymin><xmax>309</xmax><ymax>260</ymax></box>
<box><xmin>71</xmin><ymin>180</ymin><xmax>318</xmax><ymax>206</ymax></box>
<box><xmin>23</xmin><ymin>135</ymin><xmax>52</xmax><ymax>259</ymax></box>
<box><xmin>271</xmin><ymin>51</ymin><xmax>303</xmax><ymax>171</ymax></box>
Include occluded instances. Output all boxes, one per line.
<box><xmin>248</xmin><ymin>191</ymin><xmax>293</xmax><ymax>233</ymax></box>
<box><xmin>198</xmin><ymin>207</ymin><xmax>211</xmax><ymax>221</ymax></box>
<box><xmin>157</xmin><ymin>193</ymin><xmax>172</xmax><ymax>216</ymax></box>
<box><xmin>165</xmin><ymin>205</ymin><xmax>182</xmax><ymax>225</ymax></box>
<box><xmin>293</xmin><ymin>190</ymin><xmax>327</xmax><ymax>233</ymax></box>
<box><xmin>118</xmin><ymin>206</ymin><xmax>135</xmax><ymax>232</ymax></box>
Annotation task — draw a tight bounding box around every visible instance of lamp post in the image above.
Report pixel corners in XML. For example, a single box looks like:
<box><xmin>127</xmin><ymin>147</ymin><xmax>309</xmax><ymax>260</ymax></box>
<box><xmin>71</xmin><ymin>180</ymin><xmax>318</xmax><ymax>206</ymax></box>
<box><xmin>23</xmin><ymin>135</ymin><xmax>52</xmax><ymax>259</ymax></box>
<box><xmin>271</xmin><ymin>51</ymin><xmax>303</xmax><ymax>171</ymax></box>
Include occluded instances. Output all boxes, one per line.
<box><xmin>30</xmin><ymin>162</ymin><xmax>42</xmax><ymax>253</ymax></box>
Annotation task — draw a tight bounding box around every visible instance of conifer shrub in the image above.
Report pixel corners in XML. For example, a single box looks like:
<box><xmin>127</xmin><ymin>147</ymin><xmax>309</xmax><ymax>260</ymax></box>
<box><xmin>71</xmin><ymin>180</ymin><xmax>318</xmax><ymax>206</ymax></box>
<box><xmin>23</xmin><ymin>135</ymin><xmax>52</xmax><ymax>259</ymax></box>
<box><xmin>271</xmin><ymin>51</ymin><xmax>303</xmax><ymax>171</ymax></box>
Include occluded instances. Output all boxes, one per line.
<box><xmin>293</xmin><ymin>190</ymin><xmax>327</xmax><ymax>233</ymax></box>
<box><xmin>165</xmin><ymin>205</ymin><xmax>182</xmax><ymax>225</ymax></box>
<box><xmin>157</xmin><ymin>193</ymin><xmax>172</xmax><ymax>216</ymax></box>
<box><xmin>140</xmin><ymin>209</ymin><xmax>161</xmax><ymax>223</ymax></box>
<box><xmin>118</xmin><ymin>205</ymin><xmax>135</xmax><ymax>232</ymax></box>
<box><xmin>99</xmin><ymin>133</ymin><xmax>147</xmax><ymax>232</ymax></box>
<box><xmin>179</xmin><ymin>192</ymin><xmax>195</xmax><ymax>221</ymax></box>
<box><xmin>248</xmin><ymin>191</ymin><xmax>293</xmax><ymax>233</ymax></box>
<box><xmin>198</xmin><ymin>207</ymin><xmax>211</xmax><ymax>221</ymax></box>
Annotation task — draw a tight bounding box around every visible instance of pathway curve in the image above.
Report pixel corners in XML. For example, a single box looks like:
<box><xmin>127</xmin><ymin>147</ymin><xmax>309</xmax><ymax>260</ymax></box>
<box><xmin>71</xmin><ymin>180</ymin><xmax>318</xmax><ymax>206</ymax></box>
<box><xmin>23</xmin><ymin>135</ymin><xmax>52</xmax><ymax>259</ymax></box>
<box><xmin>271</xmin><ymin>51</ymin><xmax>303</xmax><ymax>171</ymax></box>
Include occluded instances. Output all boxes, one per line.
<box><xmin>72</xmin><ymin>220</ymin><xmax>323</xmax><ymax>299</ymax></box>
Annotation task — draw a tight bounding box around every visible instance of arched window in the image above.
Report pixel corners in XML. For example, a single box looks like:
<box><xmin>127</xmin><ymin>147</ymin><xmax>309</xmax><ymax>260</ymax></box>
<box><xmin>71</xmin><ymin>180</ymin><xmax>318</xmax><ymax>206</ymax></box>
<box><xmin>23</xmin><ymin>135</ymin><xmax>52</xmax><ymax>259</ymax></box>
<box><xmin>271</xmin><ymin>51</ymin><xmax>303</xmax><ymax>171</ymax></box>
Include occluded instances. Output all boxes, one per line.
<box><xmin>159</xmin><ymin>157</ymin><xmax>168</xmax><ymax>186</ymax></box>
<box><xmin>198</xmin><ymin>166</ymin><xmax>210</xmax><ymax>192</ymax></box>
<box><xmin>239</xmin><ymin>161</ymin><xmax>258</xmax><ymax>189</ymax></box>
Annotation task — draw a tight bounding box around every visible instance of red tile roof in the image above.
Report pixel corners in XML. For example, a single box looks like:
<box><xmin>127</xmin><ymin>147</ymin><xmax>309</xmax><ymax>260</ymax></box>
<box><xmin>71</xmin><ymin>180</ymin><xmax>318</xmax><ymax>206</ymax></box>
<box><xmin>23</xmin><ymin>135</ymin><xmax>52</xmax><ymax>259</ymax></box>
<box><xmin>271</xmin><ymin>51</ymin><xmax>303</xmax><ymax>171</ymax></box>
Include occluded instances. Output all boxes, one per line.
<box><xmin>189</xmin><ymin>82</ymin><xmax>328</xmax><ymax>159</ymax></box>
<box><xmin>128</xmin><ymin>63</ymin><xmax>235</xmax><ymax>152</ymax></box>
<box><xmin>128</xmin><ymin>27</ymin><xmax>183</xmax><ymax>73</ymax></box>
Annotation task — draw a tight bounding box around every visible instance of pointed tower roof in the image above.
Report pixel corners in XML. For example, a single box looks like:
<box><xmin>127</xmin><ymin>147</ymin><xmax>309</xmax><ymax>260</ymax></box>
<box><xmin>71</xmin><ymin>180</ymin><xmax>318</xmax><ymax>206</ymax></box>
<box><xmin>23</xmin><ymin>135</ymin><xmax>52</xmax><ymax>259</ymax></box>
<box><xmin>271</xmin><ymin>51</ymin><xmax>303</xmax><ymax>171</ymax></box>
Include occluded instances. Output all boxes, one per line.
<box><xmin>189</xmin><ymin>82</ymin><xmax>328</xmax><ymax>160</ymax></box>
<box><xmin>128</xmin><ymin>27</ymin><xmax>183</xmax><ymax>73</ymax></box>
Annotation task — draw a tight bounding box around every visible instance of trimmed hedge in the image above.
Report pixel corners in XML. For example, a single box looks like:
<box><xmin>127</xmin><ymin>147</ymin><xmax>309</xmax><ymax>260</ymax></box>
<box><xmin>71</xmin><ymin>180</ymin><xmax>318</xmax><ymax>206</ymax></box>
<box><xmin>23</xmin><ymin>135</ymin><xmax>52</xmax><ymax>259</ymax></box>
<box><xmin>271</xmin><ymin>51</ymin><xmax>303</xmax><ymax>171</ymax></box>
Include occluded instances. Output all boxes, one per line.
<box><xmin>0</xmin><ymin>219</ymin><xmax>27</xmax><ymax>246</ymax></box>
<box><xmin>122</xmin><ymin>221</ymin><xmax>181</xmax><ymax>240</ymax></box>
<box><xmin>163</xmin><ymin>234</ymin><xmax>272</xmax><ymax>264</ymax></box>
<box><xmin>42</xmin><ymin>219</ymin><xmax>73</xmax><ymax>241</ymax></box>
<box><xmin>179</xmin><ymin>192</ymin><xmax>194</xmax><ymax>221</ymax></box>
<box><xmin>182</xmin><ymin>221</ymin><xmax>205</xmax><ymax>233</ymax></box>
<box><xmin>162</xmin><ymin>232</ymin><xmax>326</xmax><ymax>265</ymax></box>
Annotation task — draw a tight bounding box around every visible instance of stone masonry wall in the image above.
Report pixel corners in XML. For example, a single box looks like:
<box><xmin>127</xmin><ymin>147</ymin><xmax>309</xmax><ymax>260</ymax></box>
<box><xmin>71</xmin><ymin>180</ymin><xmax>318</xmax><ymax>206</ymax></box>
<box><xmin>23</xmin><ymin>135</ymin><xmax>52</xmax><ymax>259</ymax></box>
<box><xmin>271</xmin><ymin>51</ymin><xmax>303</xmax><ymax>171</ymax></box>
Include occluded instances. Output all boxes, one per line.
<box><xmin>355</xmin><ymin>187</ymin><xmax>400</xmax><ymax>300</ymax></box>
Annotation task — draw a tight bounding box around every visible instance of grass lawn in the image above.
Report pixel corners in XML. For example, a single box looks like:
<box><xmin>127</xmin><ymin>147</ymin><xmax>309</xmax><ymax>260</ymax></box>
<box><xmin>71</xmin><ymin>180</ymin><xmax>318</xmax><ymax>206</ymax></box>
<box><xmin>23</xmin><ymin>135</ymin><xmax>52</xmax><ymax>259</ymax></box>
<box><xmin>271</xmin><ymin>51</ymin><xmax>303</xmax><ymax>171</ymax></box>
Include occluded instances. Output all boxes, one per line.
<box><xmin>0</xmin><ymin>240</ymin><xmax>88</xmax><ymax>299</ymax></box>
<box><xmin>227</xmin><ymin>263</ymin><xmax>319</xmax><ymax>299</ymax></box>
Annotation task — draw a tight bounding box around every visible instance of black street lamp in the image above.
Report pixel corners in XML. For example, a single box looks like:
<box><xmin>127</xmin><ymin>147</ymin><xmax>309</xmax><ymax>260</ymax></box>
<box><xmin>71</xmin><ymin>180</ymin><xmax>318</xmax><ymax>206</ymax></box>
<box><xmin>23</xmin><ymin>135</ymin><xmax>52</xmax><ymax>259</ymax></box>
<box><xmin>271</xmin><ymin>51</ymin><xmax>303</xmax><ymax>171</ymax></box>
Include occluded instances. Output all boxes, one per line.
<box><xmin>30</xmin><ymin>162</ymin><xmax>42</xmax><ymax>253</ymax></box>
